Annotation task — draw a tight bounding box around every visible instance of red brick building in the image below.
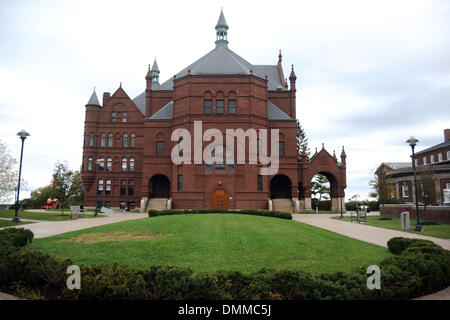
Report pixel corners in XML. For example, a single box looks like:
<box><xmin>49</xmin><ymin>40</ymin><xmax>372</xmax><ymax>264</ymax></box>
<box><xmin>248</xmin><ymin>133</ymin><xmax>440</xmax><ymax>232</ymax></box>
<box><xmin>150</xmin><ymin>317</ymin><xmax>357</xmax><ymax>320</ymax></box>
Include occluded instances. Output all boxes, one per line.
<box><xmin>376</xmin><ymin>129</ymin><xmax>450</xmax><ymax>205</ymax></box>
<box><xmin>81</xmin><ymin>10</ymin><xmax>347</xmax><ymax>212</ymax></box>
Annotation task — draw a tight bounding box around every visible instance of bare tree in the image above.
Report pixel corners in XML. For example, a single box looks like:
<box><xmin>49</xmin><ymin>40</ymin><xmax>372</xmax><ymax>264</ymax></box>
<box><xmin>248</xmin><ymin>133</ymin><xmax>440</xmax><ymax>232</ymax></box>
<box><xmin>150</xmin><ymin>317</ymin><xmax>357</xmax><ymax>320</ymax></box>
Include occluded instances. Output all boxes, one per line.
<box><xmin>369</xmin><ymin>171</ymin><xmax>395</xmax><ymax>213</ymax></box>
<box><xmin>417</xmin><ymin>167</ymin><xmax>439</xmax><ymax>220</ymax></box>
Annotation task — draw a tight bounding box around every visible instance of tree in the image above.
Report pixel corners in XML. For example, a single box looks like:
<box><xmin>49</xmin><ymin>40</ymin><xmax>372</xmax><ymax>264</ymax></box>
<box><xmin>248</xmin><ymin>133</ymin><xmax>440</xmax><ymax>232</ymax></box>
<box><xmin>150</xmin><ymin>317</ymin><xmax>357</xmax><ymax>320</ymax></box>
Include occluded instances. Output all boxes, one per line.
<box><xmin>30</xmin><ymin>185</ymin><xmax>54</xmax><ymax>209</ymax></box>
<box><xmin>296</xmin><ymin>120</ymin><xmax>310</xmax><ymax>158</ymax></box>
<box><xmin>0</xmin><ymin>140</ymin><xmax>19</xmax><ymax>203</ymax></box>
<box><xmin>68</xmin><ymin>171</ymin><xmax>84</xmax><ymax>205</ymax></box>
<box><xmin>51</xmin><ymin>161</ymin><xmax>78</xmax><ymax>214</ymax></box>
<box><xmin>311</xmin><ymin>174</ymin><xmax>330</xmax><ymax>201</ymax></box>
<box><xmin>417</xmin><ymin>167</ymin><xmax>439</xmax><ymax>220</ymax></box>
<box><xmin>369</xmin><ymin>171</ymin><xmax>395</xmax><ymax>213</ymax></box>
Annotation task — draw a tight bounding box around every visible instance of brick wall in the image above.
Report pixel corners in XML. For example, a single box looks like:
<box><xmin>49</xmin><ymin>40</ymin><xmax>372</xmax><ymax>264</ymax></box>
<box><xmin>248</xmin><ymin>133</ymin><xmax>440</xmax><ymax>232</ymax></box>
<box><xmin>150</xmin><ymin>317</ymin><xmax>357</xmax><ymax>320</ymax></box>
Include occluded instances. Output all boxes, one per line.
<box><xmin>381</xmin><ymin>204</ymin><xmax>450</xmax><ymax>223</ymax></box>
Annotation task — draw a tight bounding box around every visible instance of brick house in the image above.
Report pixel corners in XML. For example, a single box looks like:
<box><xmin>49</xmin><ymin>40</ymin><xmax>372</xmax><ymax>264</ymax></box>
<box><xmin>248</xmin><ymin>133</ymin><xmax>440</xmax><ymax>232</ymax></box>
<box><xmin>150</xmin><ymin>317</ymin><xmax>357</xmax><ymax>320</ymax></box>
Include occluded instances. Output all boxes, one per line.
<box><xmin>376</xmin><ymin>129</ymin><xmax>450</xmax><ymax>205</ymax></box>
<box><xmin>81</xmin><ymin>10</ymin><xmax>347</xmax><ymax>212</ymax></box>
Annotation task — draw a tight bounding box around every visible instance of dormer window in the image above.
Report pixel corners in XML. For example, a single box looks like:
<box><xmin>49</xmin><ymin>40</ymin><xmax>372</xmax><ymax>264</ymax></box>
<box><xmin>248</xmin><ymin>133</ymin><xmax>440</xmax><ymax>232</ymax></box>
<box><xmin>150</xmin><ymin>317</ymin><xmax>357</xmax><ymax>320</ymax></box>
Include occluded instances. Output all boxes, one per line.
<box><xmin>112</xmin><ymin>112</ymin><xmax>117</xmax><ymax>122</ymax></box>
<box><xmin>122</xmin><ymin>112</ymin><xmax>127</xmax><ymax>122</ymax></box>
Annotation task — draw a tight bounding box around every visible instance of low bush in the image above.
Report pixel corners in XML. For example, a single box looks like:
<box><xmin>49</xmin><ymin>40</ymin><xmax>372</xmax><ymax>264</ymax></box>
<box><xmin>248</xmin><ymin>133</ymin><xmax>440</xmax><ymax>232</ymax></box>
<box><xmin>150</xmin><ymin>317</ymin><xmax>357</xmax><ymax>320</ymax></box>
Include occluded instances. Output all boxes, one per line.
<box><xmin>1</xmin><ymin>231</ymin><xmax>449</xmax><ymax>300</ymax></box>
<box><xmin>378</xmin><ymin>217</ymin><xmax>392</xmax><ymax>220</ymax></box>
<box><xmin>387</xmin><ymin>237</ymin><xmax>436</xmax><ymax>255</ymax></box>
<box><xmin>148</xmin><ymin>209</ymin><xmax>292</xmax><ymax>220</ymax></box>
<box><xmin>0</xmin><ymin>228</ymin><xmax>34</xmax><ymax>247</ymax></box>
<box><xmin>421</xmin><ymin>221</ymin><xmax>440</xmax><ymax>226</ymax></box>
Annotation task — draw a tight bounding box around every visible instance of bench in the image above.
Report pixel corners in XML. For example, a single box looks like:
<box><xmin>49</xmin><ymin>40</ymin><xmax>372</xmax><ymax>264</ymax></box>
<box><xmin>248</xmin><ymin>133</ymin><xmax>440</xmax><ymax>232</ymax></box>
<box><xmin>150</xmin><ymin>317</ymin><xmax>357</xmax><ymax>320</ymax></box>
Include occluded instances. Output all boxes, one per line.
<box><xmin>351</xmin><ymin>206</ymin><xmax>368</xmax><ymax>224</ymax></box>
<box><xmin>70</xmin><ymin>206</ymin><xmax>85</xmax><ymax>219</ymax></box>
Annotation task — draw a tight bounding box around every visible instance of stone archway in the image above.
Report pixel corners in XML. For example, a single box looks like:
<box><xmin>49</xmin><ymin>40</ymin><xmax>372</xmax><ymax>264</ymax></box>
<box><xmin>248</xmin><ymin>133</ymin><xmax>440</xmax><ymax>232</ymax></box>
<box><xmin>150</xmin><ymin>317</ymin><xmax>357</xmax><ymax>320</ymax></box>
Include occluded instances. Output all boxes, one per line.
<box><xmin>149</xmin><ymin>174</ymin><xmax>170</xmax><ymax>198</ymax></box>
<box><xmin>270</xmin><ymin>174</ymin><xmax>292</xmax><ymax>199</ymax></box>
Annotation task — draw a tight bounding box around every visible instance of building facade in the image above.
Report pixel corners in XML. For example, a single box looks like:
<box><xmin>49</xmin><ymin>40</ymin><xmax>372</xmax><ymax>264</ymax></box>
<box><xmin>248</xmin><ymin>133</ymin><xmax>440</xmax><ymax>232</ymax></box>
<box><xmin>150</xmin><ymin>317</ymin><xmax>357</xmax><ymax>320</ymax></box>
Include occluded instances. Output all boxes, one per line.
<box><xmin>376</xmin><ymin>129</ymin><xmax>450</xmax><ymax>205</ymax></box>
<box><xmin>81</xmin><ymin>10</ymin><xmax>347</xmax><ymax>212</ymax></box>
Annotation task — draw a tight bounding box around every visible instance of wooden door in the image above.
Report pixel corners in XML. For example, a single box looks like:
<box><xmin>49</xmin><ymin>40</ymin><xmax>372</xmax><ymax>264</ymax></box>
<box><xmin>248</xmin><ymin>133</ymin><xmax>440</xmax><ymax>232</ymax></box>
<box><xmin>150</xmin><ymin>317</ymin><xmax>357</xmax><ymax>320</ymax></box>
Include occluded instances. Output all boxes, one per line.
<box><xmin>211</xmin><ymin>189</ymin><xmax>229</xmax><ymax>209</ymax></box>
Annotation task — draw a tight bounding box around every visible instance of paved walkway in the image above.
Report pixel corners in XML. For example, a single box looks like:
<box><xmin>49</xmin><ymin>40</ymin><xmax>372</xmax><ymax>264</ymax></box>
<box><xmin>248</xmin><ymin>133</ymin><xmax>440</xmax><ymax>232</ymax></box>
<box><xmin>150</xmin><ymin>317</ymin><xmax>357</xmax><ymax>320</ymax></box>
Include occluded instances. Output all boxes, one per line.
<box><xmin>1</xmin><ymin>213</ymin><xmax>148</xmax><ymax>238</ymax></box>
<box><xmin>292</xmin><ymin>213</ymin><xmax>450</xmax><ymax>250</ymax></box>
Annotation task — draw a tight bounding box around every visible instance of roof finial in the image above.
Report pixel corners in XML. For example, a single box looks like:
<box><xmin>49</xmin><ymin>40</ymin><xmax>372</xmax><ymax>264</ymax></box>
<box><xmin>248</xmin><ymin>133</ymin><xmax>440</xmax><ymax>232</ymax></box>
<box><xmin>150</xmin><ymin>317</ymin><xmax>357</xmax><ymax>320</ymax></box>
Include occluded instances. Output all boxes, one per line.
<box><xmin>120</xmin><ymin>82</ymin><xmax>122</xmax><ymax>88</ymax></box>
<box><xmin>278</xmin><ymin>49</ymin><xmax>282</xmax><ymax>62</ymax></box>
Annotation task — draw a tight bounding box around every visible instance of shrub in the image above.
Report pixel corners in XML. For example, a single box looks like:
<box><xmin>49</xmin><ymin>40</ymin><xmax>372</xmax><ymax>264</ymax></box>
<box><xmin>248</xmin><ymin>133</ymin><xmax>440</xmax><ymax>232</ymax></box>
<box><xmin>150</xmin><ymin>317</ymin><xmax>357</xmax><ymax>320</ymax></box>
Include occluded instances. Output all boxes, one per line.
<box><xmin>148</xmin><ymin>209</ymin><xmax>292</xmax><ymax>220</ymax></box>
<box><xmin>387</xmin><ymin>237</ymin><xmax>436</xmax><ymax>255</ymax></box>
<box><xmin>0</xmin><ymin>228</ymin><xmax>34</xmax><ymax>247</ymax></box>
<box><xmin>378</xmin><ymin>217</ymin><xmax>392</xmax><ymax>220</ymax></box>
<box><xmin>421</xmin><ymin>221</ymin><xmax>440</xmax><ymax>226</ymax></box>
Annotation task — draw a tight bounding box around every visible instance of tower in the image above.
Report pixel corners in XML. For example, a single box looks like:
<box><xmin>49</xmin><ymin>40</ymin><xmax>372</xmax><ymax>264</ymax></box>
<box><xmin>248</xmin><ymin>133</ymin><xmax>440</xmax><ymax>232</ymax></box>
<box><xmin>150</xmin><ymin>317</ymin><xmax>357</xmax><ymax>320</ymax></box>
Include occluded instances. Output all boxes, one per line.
<box><xmin>151</xmin><ymin>58</ymin><xmax>160</xmax><ymax>85</ymax></box>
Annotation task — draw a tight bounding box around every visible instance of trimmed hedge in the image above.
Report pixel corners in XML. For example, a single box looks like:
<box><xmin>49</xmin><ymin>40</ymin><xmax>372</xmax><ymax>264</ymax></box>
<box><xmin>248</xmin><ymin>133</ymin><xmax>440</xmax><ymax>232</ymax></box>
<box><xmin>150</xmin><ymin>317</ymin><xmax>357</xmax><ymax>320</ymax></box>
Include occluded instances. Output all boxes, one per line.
<box><xmin>1</xmin><ymin>231</ymin><xmax>449</xmax><ymax>300</ymax></box>
<box><xmin>148</xmin><ymin>209</ymin><xmax>292</xmax><ymax>220</ymax></box>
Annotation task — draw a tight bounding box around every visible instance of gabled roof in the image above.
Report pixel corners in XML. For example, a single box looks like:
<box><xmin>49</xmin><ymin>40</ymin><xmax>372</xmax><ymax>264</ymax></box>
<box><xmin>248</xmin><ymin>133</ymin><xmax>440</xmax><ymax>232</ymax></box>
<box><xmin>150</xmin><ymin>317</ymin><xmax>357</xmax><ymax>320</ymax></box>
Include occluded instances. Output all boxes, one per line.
<box><xmin>132</xmin><ymin>92</ymin><xmax>146</xmax><ymax>114</ymax></box>
<box><xmin>86</xmin><ymin>89</ymin><xmax>101</xmax><ymax>106</ymax></box>
<box><xmin>268</xmin><ymin>101</ymin><xmax>293</xmax><ymax>120</ymax></box>
<box><xmin>415</xmin><ymin>140</ymin><xmax>450</xmax><ymax>156</ymax></box>
<box><xmin>147</xmin><ymin>101</ymin><xmax>173</xmax><ymax>120</ymax></box>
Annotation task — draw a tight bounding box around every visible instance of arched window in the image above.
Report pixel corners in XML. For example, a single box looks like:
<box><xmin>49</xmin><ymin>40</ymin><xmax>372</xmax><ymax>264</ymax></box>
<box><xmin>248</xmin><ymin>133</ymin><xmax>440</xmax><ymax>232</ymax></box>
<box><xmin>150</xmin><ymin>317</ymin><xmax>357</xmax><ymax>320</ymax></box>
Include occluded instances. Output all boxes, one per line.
<box><xmin>89</xmin><ymin>133</ymin><xmax>95</xmax><ymax>147</ymax></box>
<box><xmin>122</xmin><ymin>157</ymin><xmax>127</xmax><ymax>172</ymax></box>
<box><xmin>129</xmin><ymin>157</ymin><xmax>135</xmax><ymax>172</ymax></box>
<box><xmin>100</xmin><ymin>133</ymin><xmax>106</xmax><ymax>147</ymax></box>
<box><xmin>130</xmin><ymin>133</ymin><xmax>136</xmax><ymax>148</ymax></box>
<box><xmin>106</xmin><ymin>157</ymin><xmax>112</xmax><ymax>172</ymax></box>
<box><xmin>228</xmin><ymin>91</ymin><xmax>237</xmax><ymax>114</ymax></box>
<box><xmin>108</xmin><ymin>133</ymin><xmax>113</xmax><ymax>147</ymax></box>
<box><xmin>88</xmin><ymin>156</ymin><xmax>93</xmax><ymax>171</ymax></box>
<box><xmin>122</xmin><ymin>133</ymin><xmax>129</xmax><ymax>148</ymax></box>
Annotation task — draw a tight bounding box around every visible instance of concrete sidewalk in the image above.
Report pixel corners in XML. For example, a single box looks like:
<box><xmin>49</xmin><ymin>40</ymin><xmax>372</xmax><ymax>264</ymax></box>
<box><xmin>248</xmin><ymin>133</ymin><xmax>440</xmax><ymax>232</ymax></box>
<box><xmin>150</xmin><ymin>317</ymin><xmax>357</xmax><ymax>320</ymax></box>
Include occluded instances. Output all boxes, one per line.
<box><xmin>1</xmin><ymin>213</ymin><xmax>148</xmax><ymax>238</ymax></box>
<box><xmin>292</xmin><ymin>213</ymin><xmax>450</xmax><ymax>250</ymax></box>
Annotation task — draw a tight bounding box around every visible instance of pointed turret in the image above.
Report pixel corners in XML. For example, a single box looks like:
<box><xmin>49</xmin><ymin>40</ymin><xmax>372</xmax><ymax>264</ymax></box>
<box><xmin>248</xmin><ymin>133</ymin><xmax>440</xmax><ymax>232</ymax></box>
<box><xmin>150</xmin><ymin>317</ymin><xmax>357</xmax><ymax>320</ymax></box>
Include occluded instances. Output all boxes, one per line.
<box><xmin>86</xmin><ymin>88</ymin><xmax>101</xmax><ymax>107</ymax></box>
<box><xmin>151</xmin><ymin>58</ymin><xmax>160</xmax><ymax>84</ymax></box>
<box><xmin>145</xmin><ymin>64</ymin><xmax>152</xmax><ymax>81</ymax></box>
<box><xmin>278</xmin><ymin>50</ymin><xmax>288</xmax><ymax>87</ymax></box>
<box><xmin>215</xmin><ymin>8</ymin><xmax>229</xmax><ymax>46</ymax></box>
<box><xmin>289</xmin><ymin>64</ymin><xmax>297</xmax><ymax>82</ymax></box>
<box><xmin>340</xmin><ymin>146</ymin><xmax>347</xmax><ymax>166</ymax></box>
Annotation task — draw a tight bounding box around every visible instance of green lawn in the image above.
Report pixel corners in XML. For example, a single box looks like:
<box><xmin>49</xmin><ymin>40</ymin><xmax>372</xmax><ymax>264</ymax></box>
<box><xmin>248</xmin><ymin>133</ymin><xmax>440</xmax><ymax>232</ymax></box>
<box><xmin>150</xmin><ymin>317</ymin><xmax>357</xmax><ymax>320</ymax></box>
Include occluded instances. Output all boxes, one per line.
<box><xmin>0</xmin><ymin>220</ymin><xmax>33</xmax><ymax>228</ymax></box>
<box><xmin>0</xmin><ymin>210</ymin><xmax>106</xmax><ymax>221</ymax></box>
<box><xmin>30</xmin><ymin>214</ymin><xmax>393</xmax><ymax>275</ymax></box>
<box><xmin>333</xmin><ymin>215</ymin><xmax>450</xmax><ymax>239</ymax></box>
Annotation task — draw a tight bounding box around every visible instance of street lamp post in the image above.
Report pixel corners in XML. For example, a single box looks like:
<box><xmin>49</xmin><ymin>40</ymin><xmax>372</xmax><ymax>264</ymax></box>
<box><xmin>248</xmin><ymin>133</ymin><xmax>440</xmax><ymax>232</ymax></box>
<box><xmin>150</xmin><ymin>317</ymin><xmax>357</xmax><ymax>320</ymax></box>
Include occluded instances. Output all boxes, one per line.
<box><xmin>13</xmin><ymin>130</ymin><xmax>30</xmax><ymax>223</ymax></box>
<box><xmin>94</xmin><ymin>159</ymin><xmax>103</xmax><ymax>217</ymax></box>
<box><xmin>406</xmin><ymin>136</ymin><xmax>422</xmax><ymax>232</ymax></box>
<box><xmin>337</xmin><ymin>161</ymin><xmax>344</xmax><ymax>219</ymax></box>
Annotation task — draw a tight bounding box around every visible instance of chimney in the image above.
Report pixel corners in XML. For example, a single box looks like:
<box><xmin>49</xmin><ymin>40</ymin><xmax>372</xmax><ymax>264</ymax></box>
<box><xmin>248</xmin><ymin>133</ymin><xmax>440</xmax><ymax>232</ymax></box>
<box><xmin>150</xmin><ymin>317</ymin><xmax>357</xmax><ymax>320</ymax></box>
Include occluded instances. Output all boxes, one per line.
<box><xmin>103</xmin><ymin>92</ymin><xmax>111</xmax><ymax>106</ymax></box>
<box><xmin>444</xmin><ymin>129</ymin><xmax>450</xmax><ymax>141</ymax></box>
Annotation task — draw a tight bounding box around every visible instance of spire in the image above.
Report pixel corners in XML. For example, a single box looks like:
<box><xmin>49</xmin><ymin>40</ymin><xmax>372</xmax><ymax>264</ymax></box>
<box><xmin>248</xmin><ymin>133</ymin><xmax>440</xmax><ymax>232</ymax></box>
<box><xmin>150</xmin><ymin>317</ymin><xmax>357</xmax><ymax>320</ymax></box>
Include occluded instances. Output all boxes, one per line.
<box><xmin>146</xmin><ymin>64</ymin><xmax>152</xmax><ymax>81</ymax></box>
<box><xmin>215</xmin><ymin>8</ymin><xmax>229</xmax><ymax>46</ymax></box>
<box><xmin>289</xmin><ymin>64</ymin><xmax>297</xmax><ymax>81</ymax></box>
<box><xmin>151</xmin><ymin>58</ymin><xmax>160</xmax><ymax>84</ymax></box>
<box><xmin>86</xmin><ymin>88</ymin><xmax>100</xmax><ymax>107</ymax></box>
<box><xmin>278</xmin><ymin>50</ymin><xmax>288</xmax><ymax>87</ymax></box>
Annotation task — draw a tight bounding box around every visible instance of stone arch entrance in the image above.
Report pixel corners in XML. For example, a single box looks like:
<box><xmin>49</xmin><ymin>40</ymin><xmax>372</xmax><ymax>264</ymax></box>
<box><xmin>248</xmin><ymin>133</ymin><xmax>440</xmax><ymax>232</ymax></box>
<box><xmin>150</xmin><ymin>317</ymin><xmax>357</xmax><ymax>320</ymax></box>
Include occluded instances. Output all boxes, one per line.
<box><xmin>270</xmin><ymin>174</ymin><xmax>292</xmax><ymax>199</ymax></box>
<box><xmin>310</xmin><ymin>171</ymin><xmax>338</xmax><ymax>211</ymax></box>
<box><xmin>211</xmin><ymin>189</ymin><xmax>229</xmax><ymax>209</ymax></box>
<box><xmin>149</xmin><ymin>174</ymin><xmax>170</xmax><ymax>198</ymax></box>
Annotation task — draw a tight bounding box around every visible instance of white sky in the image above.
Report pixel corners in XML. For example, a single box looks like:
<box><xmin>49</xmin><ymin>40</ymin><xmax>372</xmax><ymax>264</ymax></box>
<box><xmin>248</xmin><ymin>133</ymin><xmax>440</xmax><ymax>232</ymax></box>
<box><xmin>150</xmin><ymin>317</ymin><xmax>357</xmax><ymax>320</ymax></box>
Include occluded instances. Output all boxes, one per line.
<box><xmin>1</xmin><ymin>0</ymin><xmax>449</xmax><ymax>202</ymax></box>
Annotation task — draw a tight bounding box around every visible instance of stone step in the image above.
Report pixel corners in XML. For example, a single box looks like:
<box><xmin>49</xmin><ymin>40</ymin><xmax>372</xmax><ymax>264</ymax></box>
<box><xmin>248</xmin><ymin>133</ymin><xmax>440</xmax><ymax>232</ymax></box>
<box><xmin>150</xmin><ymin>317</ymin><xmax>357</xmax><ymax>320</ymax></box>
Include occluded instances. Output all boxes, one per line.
<box><xmin>272</xmin><ymin>199</ymin><xmax>293</xmax><ymax>213</ymax></box>
<box><xmin>147</xmin><ymin>198</ymin><xmax>168</xmax><ymax>210</ymax></box>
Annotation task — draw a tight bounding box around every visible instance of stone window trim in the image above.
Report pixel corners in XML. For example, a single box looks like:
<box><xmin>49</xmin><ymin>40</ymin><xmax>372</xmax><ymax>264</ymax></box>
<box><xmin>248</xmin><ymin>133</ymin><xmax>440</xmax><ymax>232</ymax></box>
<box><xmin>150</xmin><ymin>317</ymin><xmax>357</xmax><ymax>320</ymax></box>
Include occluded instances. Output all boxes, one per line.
<box><xmin>402</xmin><ymin>184</ymin><xmax>409</xmax><ymax>198</ymax></box>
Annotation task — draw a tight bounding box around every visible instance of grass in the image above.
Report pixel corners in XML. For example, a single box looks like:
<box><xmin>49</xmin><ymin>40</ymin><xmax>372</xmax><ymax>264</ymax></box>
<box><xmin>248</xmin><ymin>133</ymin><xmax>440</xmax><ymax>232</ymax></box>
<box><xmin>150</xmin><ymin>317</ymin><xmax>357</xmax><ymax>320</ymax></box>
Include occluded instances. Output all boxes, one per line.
<box><xmin>0</xmin><ymin>220</ymin><xmax>33</xmax><ymax>228</ymax></box>
<box><xmin>0</xmin><ymin>210</ymin><xmax>106</xmax><ymax>221</ymax></box>
<box><xmin>332</xmin><ymin>215</ymin><xmax>450</xmax><ymax>239</ymax></box>
<box><xmin>30</xmin><ymin>214</ymin><xmax>393</xmax><ymax>275</ymax></box>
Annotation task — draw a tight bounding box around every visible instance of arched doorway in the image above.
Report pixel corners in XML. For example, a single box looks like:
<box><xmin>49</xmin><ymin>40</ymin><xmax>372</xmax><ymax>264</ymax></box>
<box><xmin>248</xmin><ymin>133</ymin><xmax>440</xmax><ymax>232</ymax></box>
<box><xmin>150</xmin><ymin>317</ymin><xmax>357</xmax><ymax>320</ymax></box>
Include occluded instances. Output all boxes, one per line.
<box><xmin>310</xmin><ymin>171</ymin><xmax>339</xmax><ymax>211</ymax></box>
<box><xmin>149</xmin><ymin>174</ymin><xmax>170</xmax><ymax>198</ymax></box>
<box><xmin>211</xmin><ymin>189</ymin><xmax>229</xmax><ymax>209</ymax></box>
<box><xmin>270</xmin><ymin>174</ymin><xmax>292</xmax><ymax>199</ymax></box>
